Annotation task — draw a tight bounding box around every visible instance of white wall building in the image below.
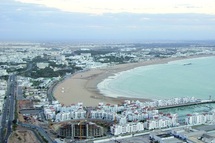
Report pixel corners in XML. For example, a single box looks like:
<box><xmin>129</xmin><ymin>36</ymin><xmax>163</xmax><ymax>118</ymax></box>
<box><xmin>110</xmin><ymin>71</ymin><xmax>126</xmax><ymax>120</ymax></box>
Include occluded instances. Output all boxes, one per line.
<box><xmin>144</xmin><ymin>114</ymin><xmax>178</xmax><ymax>130</ymax></box>
<box><xmin>90</xmin><ymin>110</ymin><xmax>115</xmax><ymax>120</ymax></box>
<box><xmin>36</xmin><ymin>63</ymin><xmax>49</xmax><ymax>69</ymax></box>
<box><xmin>111</xmin><ymin>122</ymin><xmax>144</xmax><ymax>136</ymax></box>
<box><xmin>185</xmin><ymin>111</ymin><xmax>215</xmax><ymax>125</ymax></box>
<box><xmin>0</xmin><ymin>69</ymin><xmax>8</xmax><ymax>76</ymax></box>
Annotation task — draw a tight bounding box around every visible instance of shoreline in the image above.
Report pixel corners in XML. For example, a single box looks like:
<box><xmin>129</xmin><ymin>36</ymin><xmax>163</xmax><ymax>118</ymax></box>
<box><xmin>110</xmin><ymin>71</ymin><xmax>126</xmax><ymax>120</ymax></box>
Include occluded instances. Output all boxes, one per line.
<box><xmin>53</xmin><ymin>55</ymin><xmax>214</xmax><ymax>107</ymax></box>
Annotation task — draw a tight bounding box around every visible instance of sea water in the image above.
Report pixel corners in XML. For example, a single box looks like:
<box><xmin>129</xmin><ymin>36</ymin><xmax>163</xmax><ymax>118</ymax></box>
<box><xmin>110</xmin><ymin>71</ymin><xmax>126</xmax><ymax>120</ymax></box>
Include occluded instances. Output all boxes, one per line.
<box><xmin>97</xmin><ymin>56</ymin><xmax>215</xmax><ymax>100</ymax></box>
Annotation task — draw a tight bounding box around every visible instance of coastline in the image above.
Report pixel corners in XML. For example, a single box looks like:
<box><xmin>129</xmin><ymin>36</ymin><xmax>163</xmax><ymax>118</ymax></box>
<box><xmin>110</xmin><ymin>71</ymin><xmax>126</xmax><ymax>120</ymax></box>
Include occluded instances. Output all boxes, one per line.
<box><xmin>53</xmin><ymin>55</ymin><xmax>214</xmax><ymax>107</ymax></box>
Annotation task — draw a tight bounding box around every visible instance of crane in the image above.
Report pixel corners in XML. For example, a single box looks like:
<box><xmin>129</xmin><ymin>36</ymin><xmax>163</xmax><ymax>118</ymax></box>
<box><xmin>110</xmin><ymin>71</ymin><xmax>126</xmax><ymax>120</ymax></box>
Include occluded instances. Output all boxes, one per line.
<box><xmin>78</xmin><ymin>120</ymin><xmax>87</xmax><ymax>140</ymax></box>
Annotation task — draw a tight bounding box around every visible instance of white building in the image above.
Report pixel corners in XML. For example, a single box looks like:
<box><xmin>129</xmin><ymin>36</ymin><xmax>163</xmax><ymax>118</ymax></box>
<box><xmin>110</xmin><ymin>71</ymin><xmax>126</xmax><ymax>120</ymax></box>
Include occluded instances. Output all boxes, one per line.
<box><xmin>144</xmin><ymin>114</ymin><xmax>178</xmax><ymax>130</ymax></box>
<box><xmin>36</xmin><ymin>63</ymin><xmax>49</xmax><ymax>69</ymax></box>
<box><xmin>44</xmin><ymin>108</ymin><xmax>56</xmax><ymax>120</ymax></box>
<box><xmin>0</xmin><ymin>69</ymin><xmax>8</xmax><ymax>76</ymax></box>
<box><xmin>90</xmin><ymin>110</ymin><xmax>115</xmax><ymax>120</ymax></box>
<box><xmin>185</xmin><ymin>111</ymin><xmax>215</xmax><ymax>125</ymax></box>
<box><xmin>44</xmin><ymin>102</ymin><xmax>87</xmax><ymax>122</ymax></box>
<box><xmin>111</xmin><ymin>122</ymin><xmax>144</xmax><ymax>136</ymax></box>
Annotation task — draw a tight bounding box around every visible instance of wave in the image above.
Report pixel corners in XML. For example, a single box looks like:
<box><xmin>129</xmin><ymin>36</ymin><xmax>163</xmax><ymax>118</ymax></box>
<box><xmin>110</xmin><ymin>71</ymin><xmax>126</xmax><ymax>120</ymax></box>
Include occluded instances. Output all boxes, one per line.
<box><xmin>97</xmin><ymin>56</ymin><xmax>215</xmax><ymax>99</ymax></box>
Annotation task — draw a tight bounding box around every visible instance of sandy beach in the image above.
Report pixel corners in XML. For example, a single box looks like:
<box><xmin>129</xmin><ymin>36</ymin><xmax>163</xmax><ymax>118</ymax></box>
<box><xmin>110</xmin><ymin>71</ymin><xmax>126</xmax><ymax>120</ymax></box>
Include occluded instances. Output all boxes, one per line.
<box><xmin>53</xmin><ymin>55</ymin><xmax>213</xmax><ymax>107</ymax></box>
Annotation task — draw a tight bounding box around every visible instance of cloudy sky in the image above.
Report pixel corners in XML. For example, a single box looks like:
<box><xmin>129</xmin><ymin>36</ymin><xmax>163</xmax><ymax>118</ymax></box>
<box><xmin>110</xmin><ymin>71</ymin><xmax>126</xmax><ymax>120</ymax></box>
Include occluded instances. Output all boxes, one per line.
<box><xmin>1</xmin><ymin>0</ymin><xmax>215</xmax><ymax>41</ymax></box>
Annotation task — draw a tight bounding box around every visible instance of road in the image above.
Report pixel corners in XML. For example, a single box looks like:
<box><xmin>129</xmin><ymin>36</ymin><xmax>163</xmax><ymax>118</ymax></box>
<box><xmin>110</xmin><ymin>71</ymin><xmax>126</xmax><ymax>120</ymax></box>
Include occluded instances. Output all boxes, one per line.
<box><xmin>47</xmin><ymin>81</ymin><xmax>57</xmax><ymax>104</ymax></box>
<box><xmin>18</xmin><ymin>122</ymin><xmax>54</xmax><ymax>143</ymax></box>
<box><xmin>0</xmin><ymin>75</ymin><xmax>16</xmax><ymax>143</ymax></box>
<box><xmin>47</xmin><ymin>74</ymin><xmax>73</xmax><ymax>104</ymax></box>
<box><xmin>0</xmin><ymin>74</ymin><xmax>53</xmax><ymax>143</ymax></box>
<box><xmin>157</xmin><ymin>100</ymin><xmax>215</xmax><ymax>110</ymax></box>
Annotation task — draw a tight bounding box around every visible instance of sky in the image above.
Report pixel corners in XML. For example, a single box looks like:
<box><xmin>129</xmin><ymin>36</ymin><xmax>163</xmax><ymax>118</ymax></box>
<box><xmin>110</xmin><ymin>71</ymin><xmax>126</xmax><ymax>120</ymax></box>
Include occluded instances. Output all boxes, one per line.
<box><xmin>0</xmin><ymin>0</ymin><xmax>215</xmax><ymax>41</ymax></box>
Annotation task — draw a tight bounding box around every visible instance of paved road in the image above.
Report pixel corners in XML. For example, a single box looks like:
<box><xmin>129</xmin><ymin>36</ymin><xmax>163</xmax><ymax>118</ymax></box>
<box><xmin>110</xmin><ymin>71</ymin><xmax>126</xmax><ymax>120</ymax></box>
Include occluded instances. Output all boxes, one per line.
<box><xmin>47</xmin><ymin>78</ymin><xmax>61</xmax><ymax>104</ymax></box>
<box><xmin>19</xmin><ymin>122</ymin><xmax>54</xmax><ymax>143</ymax></box>
<box><xmin>47</xmin><ymin>74</ymin><xmax>73</xmax><ymax>104</ymax></box>
<box><xmin>27</xmin><ymin>127</ymin><xmax>44</xmax><ymax>143</ymax></box>
<box><xmin>0</xmin><ymin>75</ymin><xmax>16</xmax><ymax>143</ymax></box>
<box><xmin>0</xmin><ymin>74</ymin><xmax>53</xmax><ymax>143</ymax></box>
<box><xmin>17</xmin><ymin>122</ymin><xmax>45</xmax><ymax>143</ymax></box>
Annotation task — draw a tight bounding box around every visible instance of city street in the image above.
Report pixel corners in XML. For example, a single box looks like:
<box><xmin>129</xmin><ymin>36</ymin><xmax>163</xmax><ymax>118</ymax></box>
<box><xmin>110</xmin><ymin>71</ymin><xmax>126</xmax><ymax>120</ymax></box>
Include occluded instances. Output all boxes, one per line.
<box><xmin>0</xmin><ymin>75</ymin><xmax>16</xmax><ymax>143</ymax></box>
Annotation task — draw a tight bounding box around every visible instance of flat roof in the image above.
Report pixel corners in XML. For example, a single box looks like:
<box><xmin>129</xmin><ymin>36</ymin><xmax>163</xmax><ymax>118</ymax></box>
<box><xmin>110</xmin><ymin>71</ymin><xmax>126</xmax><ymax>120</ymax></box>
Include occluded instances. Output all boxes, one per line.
<box><xmin>157</xmin><ymin>133</ymin><xmax>172</xmax><ymax>138</ymax></box>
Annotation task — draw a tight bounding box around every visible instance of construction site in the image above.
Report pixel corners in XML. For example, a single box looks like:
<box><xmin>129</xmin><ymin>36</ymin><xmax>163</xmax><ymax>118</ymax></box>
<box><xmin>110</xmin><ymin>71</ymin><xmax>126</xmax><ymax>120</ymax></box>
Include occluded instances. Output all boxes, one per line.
<box><xmin>57</xmin><ymin>121</ymin><xmax>104</xmax><ymax>139</ymax></box>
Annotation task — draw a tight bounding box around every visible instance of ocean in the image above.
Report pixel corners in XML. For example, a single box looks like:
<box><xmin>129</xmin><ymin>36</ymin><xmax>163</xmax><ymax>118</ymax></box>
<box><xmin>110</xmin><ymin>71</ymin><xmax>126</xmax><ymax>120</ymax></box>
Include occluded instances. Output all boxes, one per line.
<box><xmin>97</xmin><ymin>56</ymin><xmax>215</xmax><ymax>100</ymax></box>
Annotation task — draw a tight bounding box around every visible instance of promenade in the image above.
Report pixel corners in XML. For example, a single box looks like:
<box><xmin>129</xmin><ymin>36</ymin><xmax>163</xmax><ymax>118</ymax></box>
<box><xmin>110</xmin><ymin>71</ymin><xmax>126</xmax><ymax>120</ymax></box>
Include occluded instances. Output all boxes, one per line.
<box><xmin>157</xmin><ymin>100</ymin><xmax>215</xmax><ymax>110</ymax></box>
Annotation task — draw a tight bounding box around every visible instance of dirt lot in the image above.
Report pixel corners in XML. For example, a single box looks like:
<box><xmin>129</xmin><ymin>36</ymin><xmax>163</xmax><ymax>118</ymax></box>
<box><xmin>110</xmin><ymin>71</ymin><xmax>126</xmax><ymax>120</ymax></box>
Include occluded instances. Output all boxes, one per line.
<box><xmin>8</xmin><ymin>127</ymin><xmax>39</xmax><ymax>143</ymax></box>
